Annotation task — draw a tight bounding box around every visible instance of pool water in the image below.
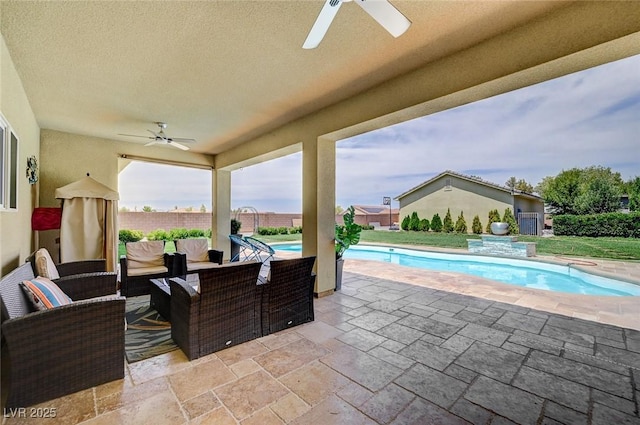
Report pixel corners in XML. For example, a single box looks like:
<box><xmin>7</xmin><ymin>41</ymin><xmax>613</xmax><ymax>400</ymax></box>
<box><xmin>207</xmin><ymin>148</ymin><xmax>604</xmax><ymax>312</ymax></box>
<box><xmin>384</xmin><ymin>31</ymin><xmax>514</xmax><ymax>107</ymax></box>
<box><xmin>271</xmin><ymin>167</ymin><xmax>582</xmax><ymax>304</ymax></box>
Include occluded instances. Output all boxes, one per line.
<box><xmin>274</xmin><ymin>243</ymin><xmax>640</xmax><ymax>296</ymax></box>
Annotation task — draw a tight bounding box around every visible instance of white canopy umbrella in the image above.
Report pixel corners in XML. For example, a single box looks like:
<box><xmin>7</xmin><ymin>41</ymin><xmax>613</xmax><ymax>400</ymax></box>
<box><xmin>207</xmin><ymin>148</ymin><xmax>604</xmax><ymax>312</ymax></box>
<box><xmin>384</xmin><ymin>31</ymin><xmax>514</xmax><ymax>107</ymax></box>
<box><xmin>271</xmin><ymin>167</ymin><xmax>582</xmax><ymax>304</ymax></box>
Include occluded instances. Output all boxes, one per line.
<box><xmin>55</xmin><ymin>174</ymin><xmax>119</xmax><ymax>272</ymax></box>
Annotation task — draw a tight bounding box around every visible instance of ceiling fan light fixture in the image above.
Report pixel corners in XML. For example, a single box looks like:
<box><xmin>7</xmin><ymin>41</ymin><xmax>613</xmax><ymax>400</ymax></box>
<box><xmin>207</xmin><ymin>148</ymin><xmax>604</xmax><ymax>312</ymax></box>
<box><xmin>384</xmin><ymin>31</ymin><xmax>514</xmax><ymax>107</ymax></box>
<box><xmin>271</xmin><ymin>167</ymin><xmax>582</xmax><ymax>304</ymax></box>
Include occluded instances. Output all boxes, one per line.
<box><xmin>303</xmin><ymin>0</ymin><xmax>411</xmax><ymax>49</ymax></box>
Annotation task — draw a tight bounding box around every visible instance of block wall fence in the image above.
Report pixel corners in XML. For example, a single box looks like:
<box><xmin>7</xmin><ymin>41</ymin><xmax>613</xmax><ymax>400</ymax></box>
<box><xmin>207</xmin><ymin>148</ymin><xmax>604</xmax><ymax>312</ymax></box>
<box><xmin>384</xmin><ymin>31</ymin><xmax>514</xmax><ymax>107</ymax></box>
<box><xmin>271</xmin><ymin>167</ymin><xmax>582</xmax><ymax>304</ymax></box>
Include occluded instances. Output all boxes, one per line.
<box><xmin>118</xmin><ymin>211</ymin><xmax>399</xmax><ymax>234</ymax></box>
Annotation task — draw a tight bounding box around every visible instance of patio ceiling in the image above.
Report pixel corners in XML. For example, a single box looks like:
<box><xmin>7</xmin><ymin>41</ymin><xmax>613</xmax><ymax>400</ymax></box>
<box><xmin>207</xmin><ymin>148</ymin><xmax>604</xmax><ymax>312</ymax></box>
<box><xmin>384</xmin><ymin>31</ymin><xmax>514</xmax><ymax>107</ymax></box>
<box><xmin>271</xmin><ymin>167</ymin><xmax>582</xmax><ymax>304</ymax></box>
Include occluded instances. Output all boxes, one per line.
<box><xmin>0</xmin><ymin>1</ymin><xmax>573</xmax><ymax>155</ymax></box>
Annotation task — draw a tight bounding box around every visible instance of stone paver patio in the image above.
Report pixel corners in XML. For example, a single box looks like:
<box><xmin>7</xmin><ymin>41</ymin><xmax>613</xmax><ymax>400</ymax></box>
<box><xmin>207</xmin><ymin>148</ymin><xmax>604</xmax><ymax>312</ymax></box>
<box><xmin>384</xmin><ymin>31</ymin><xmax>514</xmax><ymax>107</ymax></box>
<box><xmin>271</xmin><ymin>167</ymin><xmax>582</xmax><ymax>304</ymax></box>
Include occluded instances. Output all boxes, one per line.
<box><xmin>3</xmin><ymin>259</ymin><xmax>638</xmax><ymax>424</ymax></box>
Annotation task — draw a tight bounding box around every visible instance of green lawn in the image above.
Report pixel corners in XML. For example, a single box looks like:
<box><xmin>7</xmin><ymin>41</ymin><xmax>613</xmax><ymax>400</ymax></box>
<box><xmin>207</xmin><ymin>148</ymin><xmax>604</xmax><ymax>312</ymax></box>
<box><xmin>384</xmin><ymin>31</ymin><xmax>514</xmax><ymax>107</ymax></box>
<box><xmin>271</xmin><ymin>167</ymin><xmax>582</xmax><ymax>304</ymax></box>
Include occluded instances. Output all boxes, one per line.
<box><xmin>118</xmin><ymin>231</ymin><xmax>640</xmax><ymax>261</ymax></box>
<box><xmin>256</xmin><ymin>230</ymin><xmax>640</xmax><ymax>261</ymax></box>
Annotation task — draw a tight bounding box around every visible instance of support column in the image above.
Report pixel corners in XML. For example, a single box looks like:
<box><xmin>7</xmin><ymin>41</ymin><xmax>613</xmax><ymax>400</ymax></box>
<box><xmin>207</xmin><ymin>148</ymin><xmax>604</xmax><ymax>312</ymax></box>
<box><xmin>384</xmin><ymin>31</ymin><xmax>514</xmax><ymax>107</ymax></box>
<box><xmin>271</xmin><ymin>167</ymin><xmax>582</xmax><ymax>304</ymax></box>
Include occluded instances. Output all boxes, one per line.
<box><xmin>303</xmin><ymin>137</ymin><xmax>335</xmax><ymax>297</ymax></box>
<box><xmin>212</xmin><ymin>169</ymin><xmax>231</xmax><ymax>259</ymax></box>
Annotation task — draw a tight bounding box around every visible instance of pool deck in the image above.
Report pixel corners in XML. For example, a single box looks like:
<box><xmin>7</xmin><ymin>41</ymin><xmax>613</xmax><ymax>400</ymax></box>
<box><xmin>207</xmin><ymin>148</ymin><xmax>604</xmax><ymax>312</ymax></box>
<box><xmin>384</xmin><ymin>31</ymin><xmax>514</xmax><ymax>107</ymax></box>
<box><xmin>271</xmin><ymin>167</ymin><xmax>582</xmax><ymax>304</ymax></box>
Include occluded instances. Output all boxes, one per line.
<box><xmin>340</xmin><ymin>245</ymin><xmax>640</xmax><ymax>331</ymax></box>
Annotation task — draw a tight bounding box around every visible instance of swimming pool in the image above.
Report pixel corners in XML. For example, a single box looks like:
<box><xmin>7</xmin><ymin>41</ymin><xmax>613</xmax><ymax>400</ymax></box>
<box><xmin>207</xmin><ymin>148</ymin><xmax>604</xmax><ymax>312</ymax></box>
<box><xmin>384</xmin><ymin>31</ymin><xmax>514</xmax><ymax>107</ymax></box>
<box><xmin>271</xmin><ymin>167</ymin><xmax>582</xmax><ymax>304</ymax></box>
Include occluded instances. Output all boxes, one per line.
<box><xmin>274</xmin><ymin>243</ymin><xmax>640</xmax><ymax>296</ymax></box>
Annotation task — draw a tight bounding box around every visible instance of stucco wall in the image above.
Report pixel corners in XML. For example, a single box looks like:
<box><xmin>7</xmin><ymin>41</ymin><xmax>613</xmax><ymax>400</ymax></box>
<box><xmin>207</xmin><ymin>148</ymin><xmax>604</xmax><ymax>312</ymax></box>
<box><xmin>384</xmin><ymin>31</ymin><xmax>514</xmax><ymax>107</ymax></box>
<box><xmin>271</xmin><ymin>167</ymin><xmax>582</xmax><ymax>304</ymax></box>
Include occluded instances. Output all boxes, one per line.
<box><xmin>398</xmin><ymin>175</ymin><xmax>513</xmax><ymax>233</ymax></box>
<box><xmin>0</xmin><ymin>34</ymin><xmax>40</xmax><ymax>275</ymax></box>
<box><xmin>37</xmin><ymin>130</ymin><xmax>215</xmax><ymax>259</ymax></box>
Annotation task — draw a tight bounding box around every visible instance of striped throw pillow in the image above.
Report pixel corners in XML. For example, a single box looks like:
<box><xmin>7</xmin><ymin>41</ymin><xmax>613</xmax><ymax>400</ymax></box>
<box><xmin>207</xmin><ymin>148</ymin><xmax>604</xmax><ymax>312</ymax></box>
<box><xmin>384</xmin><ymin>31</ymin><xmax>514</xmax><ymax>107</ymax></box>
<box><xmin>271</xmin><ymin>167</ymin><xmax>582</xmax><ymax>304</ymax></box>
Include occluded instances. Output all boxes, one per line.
<box><xmin>20</xmin><ymin>277</ymin><xmax>72</xmax><ymax>311</ymax></box>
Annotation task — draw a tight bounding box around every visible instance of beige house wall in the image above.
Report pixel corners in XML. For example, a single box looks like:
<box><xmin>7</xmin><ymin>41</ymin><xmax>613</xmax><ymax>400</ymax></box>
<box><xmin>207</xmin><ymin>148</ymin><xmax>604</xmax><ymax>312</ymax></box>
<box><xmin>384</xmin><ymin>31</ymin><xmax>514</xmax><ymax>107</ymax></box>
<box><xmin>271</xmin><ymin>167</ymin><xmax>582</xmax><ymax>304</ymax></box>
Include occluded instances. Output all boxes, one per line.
<box><xmin>399</xmin><ymin>175</ymin><xmax>514</xmax><ymax>233</ymax></box>
<box><xmin>0</xmin><ymin>36</ymin><xmax>40</xmax><ymax>275</ymax></box>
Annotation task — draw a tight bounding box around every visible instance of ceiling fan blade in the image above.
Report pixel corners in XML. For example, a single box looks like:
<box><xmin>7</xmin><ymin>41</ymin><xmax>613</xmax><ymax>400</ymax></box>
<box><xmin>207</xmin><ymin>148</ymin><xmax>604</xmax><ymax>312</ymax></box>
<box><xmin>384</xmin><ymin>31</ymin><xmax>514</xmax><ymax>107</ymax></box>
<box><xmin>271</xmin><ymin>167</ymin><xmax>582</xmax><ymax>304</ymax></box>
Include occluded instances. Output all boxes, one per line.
<box><xmin>168</xmin><ymin>137</ymin><xmax>196</xmax><ymax>143</ymax></box>
<box><xmin>303</xmin><ymin>0</ymin><xmax>343</xmax><ymax>49</ymax></box>
<box><xmin>144</xmin><ymin>141</ymin><xmax>161</xmax><ymax>147</ymax></box>
<box><xmin>354</xmin><ymin>0</ymin><xmax>411</xmax><ymax>38</ymax></box>
<box><xmin>169</xmin><ymin>141</ymin><xmax>190</xmax><ymax>151</ymax></box>
<box><xmin>118</xmin><ymin>133</ymin><xmax>153</xmax><ymax>139</ymax></box>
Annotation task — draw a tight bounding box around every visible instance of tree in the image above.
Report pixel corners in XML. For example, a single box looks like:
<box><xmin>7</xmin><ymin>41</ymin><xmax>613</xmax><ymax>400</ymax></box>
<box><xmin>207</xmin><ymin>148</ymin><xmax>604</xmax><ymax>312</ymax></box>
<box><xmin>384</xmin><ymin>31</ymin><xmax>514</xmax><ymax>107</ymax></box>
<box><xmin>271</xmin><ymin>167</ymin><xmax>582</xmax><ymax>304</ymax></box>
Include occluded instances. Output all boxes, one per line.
<box><xmin>505</xmin><ymin>176</ymin><xmax>534</xmax><ymax>193</ymax></box>
<box><xmin>419</xmin><ymin>218</ymin><xmax>430</xmax><ymax>232</ymax></box>
<box><xmin>335</xmin><ymin>205</ymin><xmax>344</xmax><ymax>214</ymax></box>
<box><xmin>119</xmin><ymin>206</ymin><xmax>130</xmax><ymax>212</ymax></box>
<box><xmin>502</xmin><ymin>208</ymin><xmax>519</xmax><ymax>235</ymax></box>
<box><xmin>542</xmin><ymin>166</ymin><xmax>624</xmax><ymax>215</ymax></box>
<box><xmin>409</xmin><ymin>212</ymin><xmax>421</xmax><ymax>231</ymax></box>
<box><xmin>454</xmin><ymin>211</ymin><xmax>467</xmax><ymax>233</ymax></box>
<box><xmin>625</xmin><ymin>176</ymin><xmax>640</xmax><ymax>211</ymax></box>
<box><xmin>200</xmin><ymin>204</ymin><xmax>207</xmax><ymax>213</ymax></box>
<box><xmin>486</xmin><ymin>209</ymin><xmax>501</xmax><ymax>233</ymax></box>
<box><xmin>431</xmin><ymin>213</ymin><xmax>443</xmax><ymax>232</ymax></box>
<box><xmin>472</xmin><ymin>215</ymin><xmax>483</xmax><ymax>234</ymax></box>
<box><xmin>142</xmin><ymin>205</ymin><xmax>156</xmax><ymax>212</ymax></box>
<box><xmin>443</xmin><ymin>208</ymin><xmax>454</xmax><ymax>233</ymax></box>
<box><xmin>401</xmin><ymin>215</ymin><xmax>410</xmax><ymax>231</ymax></box>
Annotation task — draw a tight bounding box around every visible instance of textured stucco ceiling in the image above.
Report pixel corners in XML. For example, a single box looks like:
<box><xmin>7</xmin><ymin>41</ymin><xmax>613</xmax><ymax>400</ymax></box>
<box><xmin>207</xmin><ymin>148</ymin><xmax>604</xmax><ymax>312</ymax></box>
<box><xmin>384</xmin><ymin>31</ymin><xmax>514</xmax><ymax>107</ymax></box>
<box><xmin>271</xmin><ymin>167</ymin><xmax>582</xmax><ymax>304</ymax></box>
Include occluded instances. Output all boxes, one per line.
<box><xmin>0</xmin><ymin>1</ymin><xmax>574</xmax><ymax>154</ymax></box>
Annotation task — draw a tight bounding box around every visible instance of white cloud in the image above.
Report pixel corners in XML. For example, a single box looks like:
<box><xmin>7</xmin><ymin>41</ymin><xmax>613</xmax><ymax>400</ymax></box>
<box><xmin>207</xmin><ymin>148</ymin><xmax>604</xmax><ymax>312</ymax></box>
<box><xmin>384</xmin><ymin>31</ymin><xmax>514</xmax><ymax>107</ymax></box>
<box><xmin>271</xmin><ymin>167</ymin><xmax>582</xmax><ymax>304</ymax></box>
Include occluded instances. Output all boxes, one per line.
<box><xmin>119</xmin><ymin>54</ymin><xmax>640</xmax><ymax>212</ymax></box>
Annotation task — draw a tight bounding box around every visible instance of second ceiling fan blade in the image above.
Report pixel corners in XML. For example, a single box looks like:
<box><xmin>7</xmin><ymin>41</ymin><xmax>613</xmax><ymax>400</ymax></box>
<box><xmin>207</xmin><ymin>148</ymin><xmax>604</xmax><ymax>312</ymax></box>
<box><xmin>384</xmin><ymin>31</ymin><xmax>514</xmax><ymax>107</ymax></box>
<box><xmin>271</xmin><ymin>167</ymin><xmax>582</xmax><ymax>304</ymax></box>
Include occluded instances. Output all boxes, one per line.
<box><xmin>169</xmin><ymin>141</ymin><xmax>190</xmax><ymax>151</ymax></box>
<box><xmin>354</xmin><ymin>0</ymin><xmax>411</xmax><ymax>38</ymax></box>
<box><xmin>303</xmin><ymin>0</ymin><xmax>343</xmax><ymax>49</ymax></box>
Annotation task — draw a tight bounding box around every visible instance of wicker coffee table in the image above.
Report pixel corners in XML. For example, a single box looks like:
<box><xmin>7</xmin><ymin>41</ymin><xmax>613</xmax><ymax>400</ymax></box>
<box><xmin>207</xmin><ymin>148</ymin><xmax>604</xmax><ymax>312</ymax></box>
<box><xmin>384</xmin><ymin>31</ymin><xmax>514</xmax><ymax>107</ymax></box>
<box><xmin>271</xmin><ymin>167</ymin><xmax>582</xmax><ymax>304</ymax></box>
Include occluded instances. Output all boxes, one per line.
<box><xmin>150</xmin><ymin>275</ymin><xmax>200</xmax><ymax>321</ymax></box>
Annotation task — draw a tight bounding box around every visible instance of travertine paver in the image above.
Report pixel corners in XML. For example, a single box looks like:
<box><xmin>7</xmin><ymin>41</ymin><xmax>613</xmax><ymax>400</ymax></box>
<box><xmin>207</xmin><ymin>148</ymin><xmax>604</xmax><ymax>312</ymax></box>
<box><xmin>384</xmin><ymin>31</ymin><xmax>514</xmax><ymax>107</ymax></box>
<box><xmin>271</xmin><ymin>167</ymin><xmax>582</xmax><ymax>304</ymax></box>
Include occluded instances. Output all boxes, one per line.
<box><xmin>6</xmin><ymin>267</ymin><xmax>640</xmax><ymax>425</ymax></box>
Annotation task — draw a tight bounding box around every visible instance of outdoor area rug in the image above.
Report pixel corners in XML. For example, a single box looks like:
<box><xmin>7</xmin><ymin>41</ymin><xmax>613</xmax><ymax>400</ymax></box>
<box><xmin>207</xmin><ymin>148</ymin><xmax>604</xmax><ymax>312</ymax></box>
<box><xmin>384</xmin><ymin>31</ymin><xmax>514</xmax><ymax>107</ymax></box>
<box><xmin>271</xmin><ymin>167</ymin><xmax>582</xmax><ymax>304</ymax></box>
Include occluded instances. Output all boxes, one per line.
<box><xmin>125</xmin><ymin>295</ymin><xmax>177</xmax><ymax>363</ymax></box>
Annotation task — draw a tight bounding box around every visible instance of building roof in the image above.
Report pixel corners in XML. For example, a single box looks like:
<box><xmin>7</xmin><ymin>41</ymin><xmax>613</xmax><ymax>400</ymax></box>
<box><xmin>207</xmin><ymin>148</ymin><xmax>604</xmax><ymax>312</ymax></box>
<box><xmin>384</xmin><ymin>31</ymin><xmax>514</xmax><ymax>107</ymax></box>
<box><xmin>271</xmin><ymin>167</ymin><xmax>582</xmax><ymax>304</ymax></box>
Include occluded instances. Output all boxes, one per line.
<box><xmin>394</xmin><ymin>170</ymin><xmax>543</xmax><ymax>202</ymax></box>
<box><xmin>339</xmin><ymin>205</ymin><xmax>399</xmax><ymax>215</ymax></box>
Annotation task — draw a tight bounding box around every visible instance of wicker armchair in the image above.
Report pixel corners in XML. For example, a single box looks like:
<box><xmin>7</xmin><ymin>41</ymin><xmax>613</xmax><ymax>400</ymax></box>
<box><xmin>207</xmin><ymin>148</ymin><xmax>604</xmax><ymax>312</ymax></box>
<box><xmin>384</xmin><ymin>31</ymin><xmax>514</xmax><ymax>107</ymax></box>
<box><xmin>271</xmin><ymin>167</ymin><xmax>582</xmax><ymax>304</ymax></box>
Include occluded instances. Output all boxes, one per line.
<box><xmin>119</xmin><ymin>240</ymin><xmax>173</xmax><ymax>296</ymax></box>
<box><xmin>0</xmin><ymin>263</ymin><xmax>125</xmax><ymax>408</ymax></box>
<box><xmin>261</xmin><ymin>256</ymin><xmax>316</xmax><ymax>336</ymax></box>
<box><xmin>173</xmin><ymin>238</ymin><xmax>223</xmax><ymax>277</ymax></box>
<box><xmin>170</xmin><ymin>261</ymin><xmax>262</xmax><ymax>360</ymax></box>
<box><xmin>26</xmin><ymin>248</ymin><xmax>117</xmax><ymax>299</ymax></box>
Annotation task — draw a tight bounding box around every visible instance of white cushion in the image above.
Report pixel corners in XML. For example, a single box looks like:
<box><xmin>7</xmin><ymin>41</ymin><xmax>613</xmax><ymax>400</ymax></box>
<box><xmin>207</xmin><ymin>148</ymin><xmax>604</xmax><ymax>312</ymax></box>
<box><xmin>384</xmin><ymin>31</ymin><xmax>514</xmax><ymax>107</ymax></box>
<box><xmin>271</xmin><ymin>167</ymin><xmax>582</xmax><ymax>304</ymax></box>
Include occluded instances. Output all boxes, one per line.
<box><xmin>176</xmin><ymin>239</ymin><xmax>209</xmax><ymax>263</ymax></box>
<box><xmin>34</xmin><ymin>248</ymin><xmax>60</xmax><ymax>280</ymax></box>
<box><xmin>186</xmin><ymin>262</ymin><xmax>219</xmax><ymax>272</ymax></box>
<box><xmin>126</xmin><ymin>241</ymin><xmax>165</xmax><ymax>269</ymax></box>
<box><xmin>127</xmin><ymin>265</ymin><xmax>168</xmax><ymax>277</ymax></box>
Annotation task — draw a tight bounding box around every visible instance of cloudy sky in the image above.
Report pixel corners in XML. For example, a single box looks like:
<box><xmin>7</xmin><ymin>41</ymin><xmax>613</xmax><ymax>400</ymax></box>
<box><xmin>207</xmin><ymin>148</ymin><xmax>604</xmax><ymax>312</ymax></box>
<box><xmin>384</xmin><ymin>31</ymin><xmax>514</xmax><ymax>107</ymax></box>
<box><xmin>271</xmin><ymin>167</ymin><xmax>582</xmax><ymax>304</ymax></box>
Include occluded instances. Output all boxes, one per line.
<box><xmin>119</xmin><ymin>54</ymin><xmax>640</xmax><ymax>212</ymax></box>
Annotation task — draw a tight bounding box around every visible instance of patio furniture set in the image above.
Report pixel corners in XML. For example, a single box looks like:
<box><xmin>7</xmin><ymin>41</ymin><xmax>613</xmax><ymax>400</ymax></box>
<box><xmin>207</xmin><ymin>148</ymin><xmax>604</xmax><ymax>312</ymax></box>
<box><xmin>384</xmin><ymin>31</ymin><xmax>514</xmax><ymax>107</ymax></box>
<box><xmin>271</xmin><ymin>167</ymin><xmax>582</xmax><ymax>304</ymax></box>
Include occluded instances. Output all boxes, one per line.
<box><xmin>0</xmin><ymin>238</ymin><xmax>315</xmax><ymax>408</ymax></box>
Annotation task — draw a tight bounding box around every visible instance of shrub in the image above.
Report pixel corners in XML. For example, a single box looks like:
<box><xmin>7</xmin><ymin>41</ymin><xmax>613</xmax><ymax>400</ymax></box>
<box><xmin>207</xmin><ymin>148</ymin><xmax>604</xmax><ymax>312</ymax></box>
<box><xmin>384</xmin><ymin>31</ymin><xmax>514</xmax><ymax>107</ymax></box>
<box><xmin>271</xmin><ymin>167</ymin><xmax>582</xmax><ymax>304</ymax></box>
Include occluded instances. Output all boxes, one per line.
<box><xmin>472</xmin><ymin>215</ymin><xmax>483</xmax><ymax>234</ymax></box>
<box><xmin>147</xmin><ymin>228</ymin><xmax>171</xmax><ymax>241</ymax></box>
<box><xmin>419</xmin><ymin>218</ymin><xmax>430</xmax><ymax>232</ymax></box>
<box><xmin>553</xmin><ymin>212</ymin><xmax>640</xmax><ymax>237</ymax></box>
<box><xmin>401</xmin><ymin>215</ymin><xmax>410</xmax><ymax>231</ymax></box>
<box><xmin>361</xmin><ymin>224</ymin><xmax>375</xmax><ymax>230</ymax></box>
<box><xmin>454</xmin><ymin>211</ymin><xmax>467</xmax><ymax>233</ymax></box>
<box><xmin>502</xmin><ymin>208</ymin><xmax>519</xmax><ymax>235</ymax></box>
<box><xmin>290</xmin><ymin>226</ymin><xmax>303</xmax><ymax>234</ymax></box>
<box><xmin>486</xmin><ymin>209</ymin><xmax>501</xmax><ymax>233</ymax></box>
<box><xmin>188</xmin><ymin>228</ymin><xmax>206</xmax><ymax>238</ymax></box>
<box><xmin>119</xmin><ymin>229</ymin><xmax>144</xmax><ymax>243</ymax></box>
<box><xmin>443</xmin><ymin>208</ymin><xmax>454</xmax><ymax>233</ymax></box>
<box><xmin>231</xmin><ymin>219</ymin><xmax>242</xmax><ymax>234</ymax></box>
<box><xmin>277</xmin><ymin>227</ymin><xmax>289</xmax><ymax>235</ymax></box>
<box><xmin>205</xmin><ymin>228</ymin><xmax>212</xmax><ymax>238</ymax></box>
<box><xmin>431</xmin><ymin>213</ymin><xmax>443</xmax><ymax>232</ymax></box>
<box><xmin>169</xmin><ymin>227</ymin><xmax>190</xmax><ymax>240</ymax></box>
<box><xmin>409</xmin><ymin>212</ymin><xmax>421</xmax><ymax>231</ymax></box>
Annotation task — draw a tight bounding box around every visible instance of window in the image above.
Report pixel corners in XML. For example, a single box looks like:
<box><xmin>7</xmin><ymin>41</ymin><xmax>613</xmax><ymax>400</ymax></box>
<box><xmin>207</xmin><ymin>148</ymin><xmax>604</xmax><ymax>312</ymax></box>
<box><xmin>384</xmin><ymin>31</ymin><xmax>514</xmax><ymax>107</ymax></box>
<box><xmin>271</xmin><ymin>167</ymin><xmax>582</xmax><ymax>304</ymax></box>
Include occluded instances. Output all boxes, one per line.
<box><xmin>444</xmin><ymin>178</ymin><xmax>452</xmax><ymax>191</ymax></box>
<box><xmin>0</xmin><ymin>113</ymin><xmax>19</xmax><ymax>210</ymax></box>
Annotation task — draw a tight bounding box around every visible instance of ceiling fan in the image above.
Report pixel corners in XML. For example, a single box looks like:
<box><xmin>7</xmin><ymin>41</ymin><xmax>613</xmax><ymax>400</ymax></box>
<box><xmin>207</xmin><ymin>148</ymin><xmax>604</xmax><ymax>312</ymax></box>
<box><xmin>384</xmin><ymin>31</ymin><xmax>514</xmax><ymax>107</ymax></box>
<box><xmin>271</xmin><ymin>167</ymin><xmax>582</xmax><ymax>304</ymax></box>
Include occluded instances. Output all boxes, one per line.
<box><xmin>303</xmin><ymin>0</ymin><xmax>411</xmax><ymax>49</ymax></box>
<box><xmin>118</xmin><ymin>122</ymin><xmax>196</xmax><ymax>151</ymax></box>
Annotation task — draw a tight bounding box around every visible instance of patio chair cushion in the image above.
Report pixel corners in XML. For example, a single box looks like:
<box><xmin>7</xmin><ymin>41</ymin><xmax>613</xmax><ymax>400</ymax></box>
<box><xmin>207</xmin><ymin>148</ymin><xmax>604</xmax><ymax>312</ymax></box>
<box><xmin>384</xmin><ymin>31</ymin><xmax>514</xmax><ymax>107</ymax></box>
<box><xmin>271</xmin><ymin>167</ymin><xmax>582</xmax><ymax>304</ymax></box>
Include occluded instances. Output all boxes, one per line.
<box><xmin>127</xmin><ymin>265</ymin><xmax>169</xmax><ymax>277</ymax></box>
<box><xmin>126</xmin><ymin>241</ymin><xmax>165</xmax><ymax>269</ymax></box>
<box><xmin>175</xmin><ymin>239</ymin><xmax>209</xmax><ymax>263</ymax></box>
<box><xmin>34</xmin><ymin>248</ymin><xmax>61</xmax><ymax>280</ymax></box>
<box><xmin>20</xmin><ymin>276</ymin><xmax>72</xmax><ymax>310</ymax></box>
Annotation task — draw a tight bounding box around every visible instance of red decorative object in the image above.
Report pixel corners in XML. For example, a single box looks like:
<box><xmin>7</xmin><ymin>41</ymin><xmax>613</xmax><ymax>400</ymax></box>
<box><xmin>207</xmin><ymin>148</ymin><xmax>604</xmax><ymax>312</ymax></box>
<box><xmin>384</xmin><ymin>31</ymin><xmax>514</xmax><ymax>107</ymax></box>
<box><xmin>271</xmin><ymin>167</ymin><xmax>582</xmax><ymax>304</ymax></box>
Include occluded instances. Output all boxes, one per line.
<box><xmin>31</xmin><ymin>207</ymin><xmax>62</xmax><ymax>231</ymax></box>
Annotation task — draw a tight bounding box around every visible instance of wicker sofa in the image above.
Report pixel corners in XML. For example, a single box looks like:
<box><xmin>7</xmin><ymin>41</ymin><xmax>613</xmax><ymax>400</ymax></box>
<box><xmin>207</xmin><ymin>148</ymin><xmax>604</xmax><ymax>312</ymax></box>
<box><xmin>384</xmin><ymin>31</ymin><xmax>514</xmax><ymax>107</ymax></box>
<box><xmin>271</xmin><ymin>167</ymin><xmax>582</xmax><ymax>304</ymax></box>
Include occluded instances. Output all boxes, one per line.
<box><xmin>26</xmin><ymin>248</ymin><xmax>117</xmax><ymax>299</ymax></box>
<box><xmin>260</xmin><ymin>256</ymin><xmax>316</xmax><ymax>336</ymax></box>
<box><xmin>0</xmin><ymin>262</ymin><xmax>126</xmax><ymax>408</ymax></box>
<box><xmin>169</xmin><ymin>261</ymin><xmax>263</xmax><ymax>360</ymax></box>
<box><xmin>173</xmin><ymin>238</ymin><xmax>224</xmax><ymax>276</ymax></box>
<box><xmin>119</xmin><ymin>240</ymin><xmax>175</xmax><ymax>296</ymax></box>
